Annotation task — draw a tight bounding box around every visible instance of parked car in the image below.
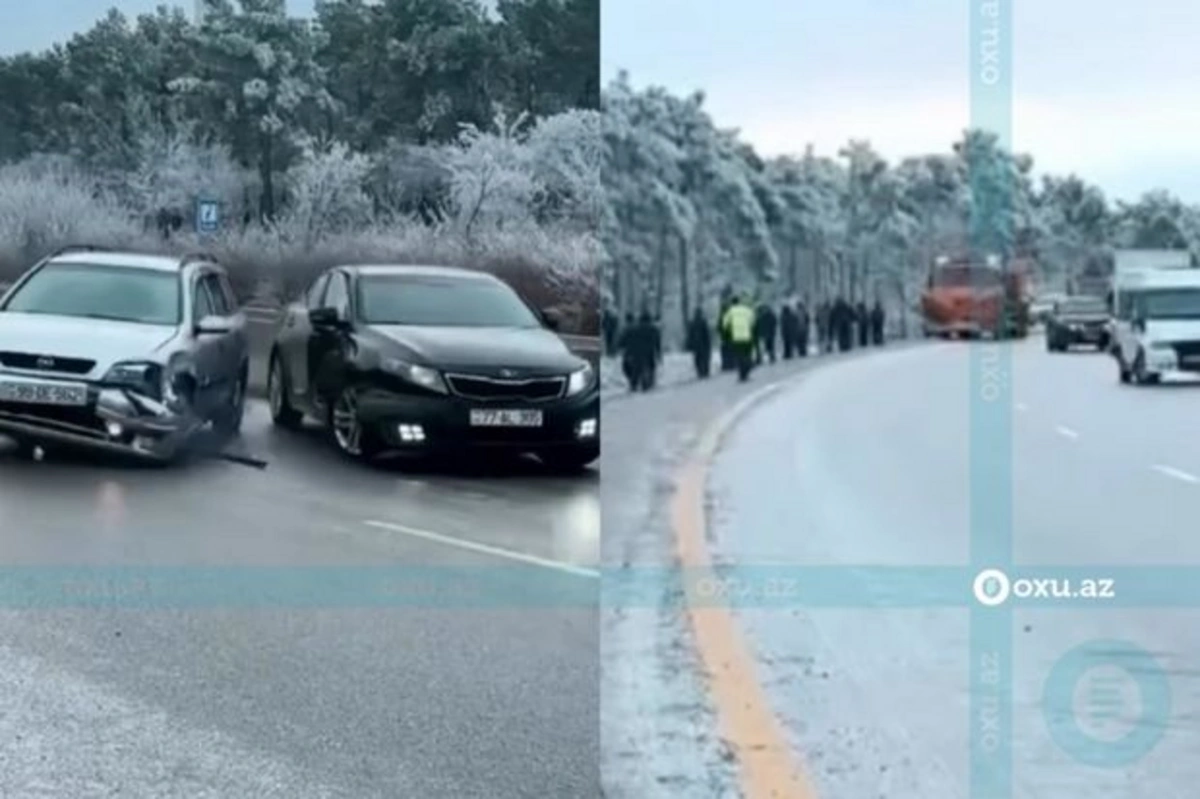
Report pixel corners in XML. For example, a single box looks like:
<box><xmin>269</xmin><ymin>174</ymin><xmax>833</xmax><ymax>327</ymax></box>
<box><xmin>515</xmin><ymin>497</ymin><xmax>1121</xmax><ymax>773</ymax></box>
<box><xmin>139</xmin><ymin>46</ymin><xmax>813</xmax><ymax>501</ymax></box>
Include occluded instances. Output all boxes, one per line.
<box><xmin>267</xmin><ymin>264</ymin><xmax>599</xmax><ymax>471</ymax></box>
<box><xmin>0</xmin><ymin>245</ymin><xmax>248</xmax><ymax>461</ymax></box>
<box><xmin>1045</xmin><ymin>295</ymin><xmax>1111</xmax><ymax>351</ymax></box>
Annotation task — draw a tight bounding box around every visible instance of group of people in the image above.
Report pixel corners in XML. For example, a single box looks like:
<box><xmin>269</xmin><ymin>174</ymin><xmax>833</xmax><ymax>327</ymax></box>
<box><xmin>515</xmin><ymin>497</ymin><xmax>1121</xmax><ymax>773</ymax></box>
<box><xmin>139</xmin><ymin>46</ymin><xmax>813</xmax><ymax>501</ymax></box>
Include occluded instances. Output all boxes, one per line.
<box><xmin>813</xmin><ymin>297</ymin><xmax>887</xmax><ymax>353</ymax></box>
<box><xmin>600</xmin><ymin>295</ymin><xmax>888</xmax><ymax>390</ymax></box>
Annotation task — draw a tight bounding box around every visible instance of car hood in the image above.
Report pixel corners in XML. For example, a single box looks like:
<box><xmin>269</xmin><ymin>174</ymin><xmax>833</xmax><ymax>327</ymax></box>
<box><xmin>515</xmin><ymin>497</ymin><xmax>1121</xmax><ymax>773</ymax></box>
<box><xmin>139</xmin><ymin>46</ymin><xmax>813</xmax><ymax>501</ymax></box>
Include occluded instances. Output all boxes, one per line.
<box><xmin>1145</xmin><ymin>319</ymin><xmax>1200</xmax><ymax>344</ymax></box>
<box><xmin>369</xmin><ymin>325</ymin><xmax>582</xmax><ymax>373</ymax></box>
<box><xmin>0</xmin><ymin>312</ymin><xmax>178</xmax><ymax>376</ymax></box>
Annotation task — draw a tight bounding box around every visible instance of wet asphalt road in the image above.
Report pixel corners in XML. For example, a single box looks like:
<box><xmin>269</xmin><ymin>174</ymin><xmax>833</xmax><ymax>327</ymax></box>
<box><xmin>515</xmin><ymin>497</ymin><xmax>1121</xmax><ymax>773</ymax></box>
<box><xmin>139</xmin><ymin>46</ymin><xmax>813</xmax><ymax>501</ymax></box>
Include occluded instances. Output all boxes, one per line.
<box><xmin>0</xmin><ymin>401</ymin><xmax>599</xmax><ymax>797</ymax></box>
<box><xmin>598</xmin><ymin>346</ymin><xmax>896</xmax><ymax>798</ymax></box>
<box><xmin>710</xmin><ymin>336</ymin><xmax>1200</xmax><ymax>797</ymax></box>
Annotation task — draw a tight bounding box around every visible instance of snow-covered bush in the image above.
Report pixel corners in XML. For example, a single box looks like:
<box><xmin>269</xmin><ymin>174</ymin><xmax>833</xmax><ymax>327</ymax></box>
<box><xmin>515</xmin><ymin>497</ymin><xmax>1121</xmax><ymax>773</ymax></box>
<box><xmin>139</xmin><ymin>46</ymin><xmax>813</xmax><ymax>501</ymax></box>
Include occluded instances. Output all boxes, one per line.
<box><xmin>0</xmin><ymin>159</ymin><xmax>141</xmax><ymax>276</ymax></box>
<box><xmin>0</xmin><ymin>106</ymin><xmax>601</xmax><ymax>334</ymax></box>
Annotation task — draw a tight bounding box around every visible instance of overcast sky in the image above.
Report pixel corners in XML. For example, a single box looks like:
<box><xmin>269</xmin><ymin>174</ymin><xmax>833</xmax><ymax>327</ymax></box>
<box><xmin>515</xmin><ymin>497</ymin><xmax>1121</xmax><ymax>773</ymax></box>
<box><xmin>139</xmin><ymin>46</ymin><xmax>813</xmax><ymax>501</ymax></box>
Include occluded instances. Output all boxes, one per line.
<box><xmin>0</xmin><ymin>1</ymin><xmax>317</xmax><ymax>56</ymax></box>
<box><xmin>602</xmin><ymin>0</ymin><xmax>1200</xmax><ymax>204</ymax></box>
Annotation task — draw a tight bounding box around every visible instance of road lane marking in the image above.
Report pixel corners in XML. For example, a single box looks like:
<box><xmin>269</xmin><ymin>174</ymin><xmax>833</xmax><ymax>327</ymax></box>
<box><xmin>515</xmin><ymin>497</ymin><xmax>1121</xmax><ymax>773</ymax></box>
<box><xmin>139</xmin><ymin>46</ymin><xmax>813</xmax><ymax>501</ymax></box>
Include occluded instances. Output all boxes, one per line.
<box><xmin>1152</xmin><ymin>465</ymin><xmax>1200</xmax><ymax>484</ymax></box>
<box><xmin>671</xmin><ymin>376</ymin><xmax>819</xmax><ymax>799</ymax></box>
<box><xmin>363</xmin><ymin>520</ymin><xmax>599</xmax><ymax>578</ymax></box>
<box><xmin>1055</xmin><ymin>425</ymin><xmax>1079</xmax><ymax>440</ymax></box>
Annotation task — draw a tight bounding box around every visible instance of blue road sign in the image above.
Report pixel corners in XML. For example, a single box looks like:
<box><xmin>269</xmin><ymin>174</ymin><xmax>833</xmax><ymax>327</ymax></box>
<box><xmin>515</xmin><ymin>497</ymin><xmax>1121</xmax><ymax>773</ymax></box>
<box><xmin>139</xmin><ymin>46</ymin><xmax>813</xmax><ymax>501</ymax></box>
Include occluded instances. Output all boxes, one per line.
<box><xmin>195</xmin><ymin>198</ymin><xmax>220</xmax><ymax>234</ymax></box>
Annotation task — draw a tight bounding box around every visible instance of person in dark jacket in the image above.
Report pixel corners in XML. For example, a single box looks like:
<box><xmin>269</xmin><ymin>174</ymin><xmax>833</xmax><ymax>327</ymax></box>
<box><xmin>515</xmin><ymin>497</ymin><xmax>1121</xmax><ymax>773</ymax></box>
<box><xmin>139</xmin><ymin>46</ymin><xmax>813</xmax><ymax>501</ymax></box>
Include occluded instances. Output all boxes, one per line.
<box><xmin>816</xmin><ymin>301</ymin><xmax>830</xmax><ymax>353</ymax></box>
<box><xmin>687</xmin><ymin>308</ymin><xmax>713</xmax><ymax>378</ymax></box>
<box><xmin>795</xmin><ymin>298</ymin><xmax>810</xmax><ymax>357</ymax></box>
<box><xmin>602</xmin><ymin>307</ymin><xmax>619</xmax><ymax>355</ymax></box>
<box><xmin>780</xmin><ymin>303</ymin><xmax>798</xmax><ymax>359</ymax></box>
<box><xmin>856</xmin><ymin>300</ymin><xmax>870</xmax><ymax>347</ymax></box>
<box><xmin>618</xmin><ymin>312</ymin><xmax>640</xmax><ymax>389</ymax></box>
<box><xmin>755</xmin><ymin>303</ymin><xmax>778</xmax><ymax>364</ymax></box>
<box><xmin>871</xmin><ymin>300</ymin><xmax>886</xmax><ymax>345</ymax></box>
<box><xmin>834</xmin><ymin>297</ymin><xmax>854</xmax><ymax>352</ymax></box>
<box><xmin>642</xmin><ymin>313</ymin><xmax>662</xmax><ymax>389</ymax></box>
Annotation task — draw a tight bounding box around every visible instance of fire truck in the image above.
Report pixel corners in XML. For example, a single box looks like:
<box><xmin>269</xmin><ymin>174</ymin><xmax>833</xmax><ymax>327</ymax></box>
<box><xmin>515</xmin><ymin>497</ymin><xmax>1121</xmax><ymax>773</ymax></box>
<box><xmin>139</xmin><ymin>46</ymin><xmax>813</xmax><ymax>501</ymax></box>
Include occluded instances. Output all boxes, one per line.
<box><xmin>920</xmin><ymin>253</ymin><xmax>1031</xmax><ymax>339</ymax></box>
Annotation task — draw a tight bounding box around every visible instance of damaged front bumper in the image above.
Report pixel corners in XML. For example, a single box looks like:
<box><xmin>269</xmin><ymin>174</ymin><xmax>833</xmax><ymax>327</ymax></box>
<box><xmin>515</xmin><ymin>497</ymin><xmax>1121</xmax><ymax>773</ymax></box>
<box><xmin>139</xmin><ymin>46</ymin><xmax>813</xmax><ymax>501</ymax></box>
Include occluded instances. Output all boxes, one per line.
<box><xmin>0</xmin><ymin>383</ymin><xmax>204</xmax><ymax>462</ymax></box>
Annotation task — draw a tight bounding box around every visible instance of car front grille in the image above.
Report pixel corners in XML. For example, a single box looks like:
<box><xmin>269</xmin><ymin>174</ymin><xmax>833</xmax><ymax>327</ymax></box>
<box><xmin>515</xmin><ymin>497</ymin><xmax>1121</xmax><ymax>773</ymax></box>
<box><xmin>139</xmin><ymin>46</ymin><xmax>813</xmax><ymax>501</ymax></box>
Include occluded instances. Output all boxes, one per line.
<box><xmin>0</xmin><ymin>401</ymin><xmax>105</xmax><ymax>436</ymax></box>
<box><xmin>0</xmin><ymin>351</ymin><xmax>95</xmax><ymax>375</ymax></box>
<box><xmin>1172</xmin><ymin>341</ymin><xmax>1200</xmax><ymax>363</ymax></box>
<box><xmin>445</xmin><ymin>373</ymin><xmax>566</xmax><ymax>402</ymax></box>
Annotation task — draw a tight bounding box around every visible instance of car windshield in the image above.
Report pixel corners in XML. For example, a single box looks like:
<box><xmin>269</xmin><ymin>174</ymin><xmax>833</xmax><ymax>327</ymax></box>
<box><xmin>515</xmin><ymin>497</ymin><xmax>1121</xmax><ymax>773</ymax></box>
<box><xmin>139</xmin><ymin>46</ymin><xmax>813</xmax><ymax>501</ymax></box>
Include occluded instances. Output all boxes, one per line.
<box><xmin>1140</xmin><ymin>288</ymin><xmax>1200</xmax><ymax>320</ymax></box>
<box><xmin>2</xmin><ymin>263</ymin><xmax>180</xmax><ymax>325</ymax></box>
<box><xmin>1060</xmin><ymin>298</ymin><xmax>1107</xmax><ymax>315</ymax></box>
<box><xmin>931</xmin><ymin>265</ymin><xmax>1001</xmax><ymax>288</ymax></box>
<box><xmin>357</xmin><ymin>275</ymin><xmax>541</xmax><ymax>327</ymax></box>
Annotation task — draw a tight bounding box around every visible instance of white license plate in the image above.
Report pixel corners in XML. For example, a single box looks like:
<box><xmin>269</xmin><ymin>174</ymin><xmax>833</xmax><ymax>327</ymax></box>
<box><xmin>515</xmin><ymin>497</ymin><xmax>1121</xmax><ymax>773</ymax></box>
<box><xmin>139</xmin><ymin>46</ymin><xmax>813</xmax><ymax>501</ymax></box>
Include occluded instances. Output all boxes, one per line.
<box><xmin>469</xmin><ymin>409</ymin><xmax>543</xmax><ymax>427</ymax></box>
<box><xmin>0</xmin><ymin>379</ymin><xmax>88</xmax><ymax>406</ymax></box>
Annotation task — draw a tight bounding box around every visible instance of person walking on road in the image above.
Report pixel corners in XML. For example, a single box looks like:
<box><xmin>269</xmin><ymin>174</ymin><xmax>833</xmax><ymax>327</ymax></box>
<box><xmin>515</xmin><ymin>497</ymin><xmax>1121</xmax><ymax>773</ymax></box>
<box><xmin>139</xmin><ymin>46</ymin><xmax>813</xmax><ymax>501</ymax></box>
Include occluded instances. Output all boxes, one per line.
<box><xmin>795</xmin><ymin>297</ymin><xmax>810</xmax><ymax>357</ymax></box>
<box><xmin>686</xmin><ymin>307</ymin><xmax>713</xmax><ymax>378</ymax></box>
<box><xmin>718</xmin><ymin>296</ymin><xmax>734</xmax><ymax>371</ymax></box>
<box><xmin>871</xmin><ymin>299</ymin><xmax>886</xmax><ymax>346</ymax></box>
<box><xmin>856</xmin><ymin>300</ymin><xmax>870</xmax><ymax>348</ymax></box>
<box><xmin>722</xmin><ymin>295</ymin><xmax>757</xmax><ymax>382</ymax></box>
<box><xmin>833</xmin><ymin>296</ymin><xmax>853</xmax><ymax>352</ymax></box>
<box><xmin>618</xmin><ymin>312</ymin><xmax>641</xmax><ymax>390</ymax></box>
<box><xmin>816</xmin><ymin>300</ymin><xmax>831</xmax><ymax>353</ymax></box>
<box><xmin>755</xmin><ymin>302</ymin><xmax>778</xmax><ymax>364</ymax></box>
<box><xmin>641</xmin><ymin>313</ymin><xmax>662</xmax><ymax>390</ymax></box>
<box><xmin>780</xmin><ymin>302</ymin><xmax>798</xmax><ymax>359</ymax></box>
<box><xmin>602</xmin><ymin>306</ymin><xmax>618</xmax><ymax>355</ymax></box>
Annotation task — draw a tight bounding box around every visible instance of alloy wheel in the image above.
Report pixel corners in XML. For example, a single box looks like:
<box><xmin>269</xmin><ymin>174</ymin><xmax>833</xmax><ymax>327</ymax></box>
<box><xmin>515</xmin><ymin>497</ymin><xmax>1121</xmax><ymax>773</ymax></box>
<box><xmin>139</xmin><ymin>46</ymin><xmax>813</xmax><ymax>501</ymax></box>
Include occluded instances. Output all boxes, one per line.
<box><xmin>332</xmin><ymin>388</ymin><xmax>363</xmax><ymax>455</ymax></box>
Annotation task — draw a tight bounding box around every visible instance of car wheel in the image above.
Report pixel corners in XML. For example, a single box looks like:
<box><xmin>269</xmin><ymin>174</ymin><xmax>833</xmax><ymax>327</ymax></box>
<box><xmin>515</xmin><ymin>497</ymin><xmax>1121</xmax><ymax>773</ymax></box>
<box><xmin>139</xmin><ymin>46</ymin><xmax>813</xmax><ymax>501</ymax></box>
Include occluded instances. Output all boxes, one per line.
<box><xmin>538</xmin><ymin>446</ymin><xmax>599</xmax><ymax>474</ymax></box>
<box><xmin>268</xmin><ymin>354</ymin><xmax>303</xmax><ymax>429</ymax></box>
<box><xmin>328</xmin><ymin>385</ymin><xmax>382</xmax><ymax>462</ymax></box>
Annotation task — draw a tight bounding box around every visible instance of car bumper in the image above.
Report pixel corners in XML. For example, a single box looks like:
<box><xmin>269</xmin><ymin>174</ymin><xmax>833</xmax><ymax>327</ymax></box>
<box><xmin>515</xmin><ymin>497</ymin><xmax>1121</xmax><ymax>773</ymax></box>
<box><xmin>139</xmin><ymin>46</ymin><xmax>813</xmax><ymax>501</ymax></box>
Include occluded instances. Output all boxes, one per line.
<box><xmin>0</xmin><ymin>383</ymin><xmax>203</xmax><ymax>462</ymax></box>
<box><xmin>1059</xmin><ymin>325</ymin><xmax>1108</xmax><ymax>343</ymax></box>
<box><xmin>354</xmin><ymin>385</ymin><xmax>600</xmax><ymax>455</ymax></box>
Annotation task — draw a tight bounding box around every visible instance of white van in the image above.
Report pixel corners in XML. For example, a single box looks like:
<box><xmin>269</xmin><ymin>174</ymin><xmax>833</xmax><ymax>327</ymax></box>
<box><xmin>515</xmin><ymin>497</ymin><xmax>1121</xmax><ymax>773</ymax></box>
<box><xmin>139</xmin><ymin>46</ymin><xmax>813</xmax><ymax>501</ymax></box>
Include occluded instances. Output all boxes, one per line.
<box><xmin>1113</xmin><ymin>268</ymin><xmax>1200</xmax><ymax>384</ymax></box>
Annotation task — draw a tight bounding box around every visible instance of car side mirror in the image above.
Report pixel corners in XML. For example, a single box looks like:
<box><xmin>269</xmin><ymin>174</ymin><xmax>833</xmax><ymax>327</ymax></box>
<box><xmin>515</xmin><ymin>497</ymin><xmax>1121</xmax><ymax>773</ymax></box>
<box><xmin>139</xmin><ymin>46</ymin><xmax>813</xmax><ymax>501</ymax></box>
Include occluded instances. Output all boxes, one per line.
<box><xmin>195</xmin><ymin>314</ymin><xmax>235</xmax><ymax>335</ymax></box>
<box><xmin>541</xmin><ymin>308</ymin><xmax>562</xmax><ymax>331</ymax></box>
<box><xmin>310</xmin><ymin>307</ymin><xmax>344</xmax><ymax>328</ymax></box>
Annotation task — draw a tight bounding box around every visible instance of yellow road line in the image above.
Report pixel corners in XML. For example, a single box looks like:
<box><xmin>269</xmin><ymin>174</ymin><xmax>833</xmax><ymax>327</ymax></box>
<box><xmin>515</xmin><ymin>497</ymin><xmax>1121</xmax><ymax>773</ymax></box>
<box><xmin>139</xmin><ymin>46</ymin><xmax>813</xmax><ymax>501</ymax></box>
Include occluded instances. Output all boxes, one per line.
<box><xmin>670</xmin><ymin>380</ymin><xmax>819</xmax><ymax>798</ymax></box>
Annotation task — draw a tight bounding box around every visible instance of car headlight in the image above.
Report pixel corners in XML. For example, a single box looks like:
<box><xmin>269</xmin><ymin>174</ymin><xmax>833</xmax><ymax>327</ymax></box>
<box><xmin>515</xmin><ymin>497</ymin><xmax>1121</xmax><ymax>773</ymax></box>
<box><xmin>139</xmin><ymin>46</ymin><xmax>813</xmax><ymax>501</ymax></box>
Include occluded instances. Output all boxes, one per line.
<box><xmin>566</xmin><ymin>363</ymin><xmax>594</xmax><ymax>396</ymax></box>
<box><xmin>103</xmin><ymin>361</ymin><xmax>164</xmax><ymax>400</ymax></box>
<box><xmin>381</xmin><ymin>357</ymin><xmax>447</xmax><ymax>394</ymax></box>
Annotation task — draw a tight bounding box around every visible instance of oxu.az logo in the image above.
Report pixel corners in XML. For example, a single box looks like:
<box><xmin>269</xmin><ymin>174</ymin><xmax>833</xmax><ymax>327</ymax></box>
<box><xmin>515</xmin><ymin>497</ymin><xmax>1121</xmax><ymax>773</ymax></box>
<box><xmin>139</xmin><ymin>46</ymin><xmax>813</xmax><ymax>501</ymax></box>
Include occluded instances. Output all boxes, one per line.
<box><xmin>972</xmin><ymin>569</ymin><xmax>1115</xmax><ymax>607</ymax></box>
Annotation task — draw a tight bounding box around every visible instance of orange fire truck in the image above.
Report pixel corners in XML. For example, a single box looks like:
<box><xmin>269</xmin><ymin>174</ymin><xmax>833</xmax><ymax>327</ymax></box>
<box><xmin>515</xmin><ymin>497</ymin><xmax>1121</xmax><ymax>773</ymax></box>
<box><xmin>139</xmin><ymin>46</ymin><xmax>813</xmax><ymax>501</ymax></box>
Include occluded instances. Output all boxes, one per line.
<box><xmin>920</xmin><ymin>253</ymin><xmax>1031</xmax><ymax>339</ymax></box>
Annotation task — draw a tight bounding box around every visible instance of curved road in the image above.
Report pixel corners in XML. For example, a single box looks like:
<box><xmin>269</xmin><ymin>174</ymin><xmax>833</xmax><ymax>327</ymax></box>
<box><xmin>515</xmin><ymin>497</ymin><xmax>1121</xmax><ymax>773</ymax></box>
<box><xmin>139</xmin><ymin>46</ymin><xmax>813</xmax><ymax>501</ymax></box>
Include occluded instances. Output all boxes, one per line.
<box><xmin>710</xmin><ymin>336</ymin><xmax>1200</xmax><ymax>796</ymax></box>
<box><xmin>0</xmin><ymin>400</ymin><xmax>598</xmax><ymax>797</ymax></box>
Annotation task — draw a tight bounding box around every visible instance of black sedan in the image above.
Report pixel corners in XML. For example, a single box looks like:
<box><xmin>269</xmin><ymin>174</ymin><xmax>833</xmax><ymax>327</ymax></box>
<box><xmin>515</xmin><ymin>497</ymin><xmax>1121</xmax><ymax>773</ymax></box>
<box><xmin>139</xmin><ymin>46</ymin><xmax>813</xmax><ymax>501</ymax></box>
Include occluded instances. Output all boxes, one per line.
<box><xmin>1045</xmin><ymin>295</ymin><xmax>1111</xmax><ymax>352</ymax></box>
<box><xmin>266</xmin><ymin>264</ymin><xmax>599</xmax><ymax>471</ymax></box>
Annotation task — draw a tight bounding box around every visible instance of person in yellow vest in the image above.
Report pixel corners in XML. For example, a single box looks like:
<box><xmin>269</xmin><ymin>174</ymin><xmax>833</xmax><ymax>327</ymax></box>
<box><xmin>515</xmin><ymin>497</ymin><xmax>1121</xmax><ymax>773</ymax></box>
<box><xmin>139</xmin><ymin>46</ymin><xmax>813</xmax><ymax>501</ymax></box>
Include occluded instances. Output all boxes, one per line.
<box><xmin>721</xmin><ymin>294</ymin><xmax>757</xmax><ymax>382</ymax></box>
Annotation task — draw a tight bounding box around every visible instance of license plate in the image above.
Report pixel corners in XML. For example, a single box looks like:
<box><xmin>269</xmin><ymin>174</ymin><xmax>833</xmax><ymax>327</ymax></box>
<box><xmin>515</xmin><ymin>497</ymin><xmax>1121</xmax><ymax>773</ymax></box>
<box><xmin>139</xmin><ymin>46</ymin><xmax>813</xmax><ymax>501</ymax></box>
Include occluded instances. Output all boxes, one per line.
<box><xmin>469</xmin><ymin>409</ymin><xmax>543</xmax><ymax>427</ymax></box>
<box><xmin>0</xmin><ymin>379</ymin><xmax>88</xmax><ymax>406</ymax></box>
